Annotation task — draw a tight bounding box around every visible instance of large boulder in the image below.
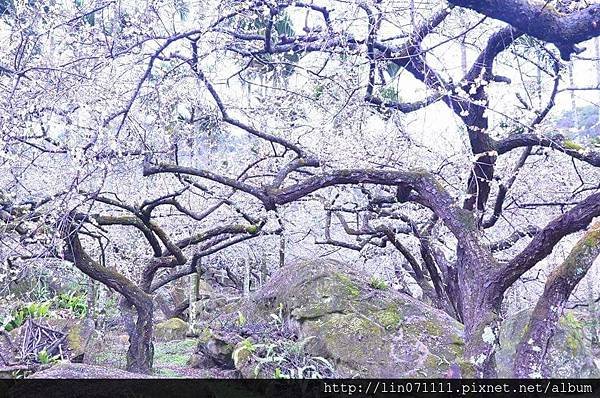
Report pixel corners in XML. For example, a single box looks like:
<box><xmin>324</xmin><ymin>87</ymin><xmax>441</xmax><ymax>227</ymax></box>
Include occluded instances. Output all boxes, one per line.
<box><xmin>154</xmin><ymin>279</ymin><xmax>189</xmax><ymax>321</ymax></box>
<box><xmin>497</xmin><ymin>309</ymin><xmax>600</xmax><ymax>378</ymax></box>
<box><xmin>44</xmin><ymin>318</ymin><xmax>96</xmax><ymax>362</ymax></box>
<box><xmin>195</xmin><ymin>260</ymin><xmax>467</xmax><ymax>378</ymax></box>
<box><xmin>154</xmin><ymin>277</ymin><xmax>216</xmax><ymax>322</ymax></box>
<box><xmin>154</xmin><ymin>318</ymin><xmax>189</xmax><ymax>342</ymax></box>
<box><xmin>2</xmin><ymin>318</ymin><xmax>96</xmax><ymax>364</ymax></box>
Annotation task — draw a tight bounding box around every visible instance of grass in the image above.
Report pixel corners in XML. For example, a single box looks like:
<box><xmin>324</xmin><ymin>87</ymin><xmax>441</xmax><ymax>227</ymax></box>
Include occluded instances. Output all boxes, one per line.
<box><xmin>153</xmin><ymin>338</ymin><xmax>197</xmax><ymax>368</ymax></box>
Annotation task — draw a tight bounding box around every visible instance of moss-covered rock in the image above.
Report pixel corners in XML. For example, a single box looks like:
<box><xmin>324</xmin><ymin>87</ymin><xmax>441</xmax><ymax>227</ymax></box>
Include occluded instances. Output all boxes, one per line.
<box><xmin>36</xmin><ymin>318</ymin><xmax>96</xmax><ymax>362</ymax></box>
<box><xmin>195</xmin><ymin>329</ymin><xmax>237</xmax><ymax>369</ymax></box>
<box><xmin>497</xmin><ymin>309</ymin><xmax>600</xmax><ymax>378</ymax></box>
<box><xmin>203</xmin><ymin>260</ymin><xmax>465</xmax><ymax>378</ymax></box>
<box><xmin>154</xmin><ymin>318</ymin><xmax>189</xmax><ymax>342</ymax></box>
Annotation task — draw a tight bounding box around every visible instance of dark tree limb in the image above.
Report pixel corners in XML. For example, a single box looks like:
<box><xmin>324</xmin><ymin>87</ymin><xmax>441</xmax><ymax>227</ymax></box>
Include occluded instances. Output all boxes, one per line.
<box><xmin>496</xmin><ymin>134</ymin><xmax>600</xmax><ymax>167</ymax></box>
<box><xmin>447</xmin><ymin>0</ymin><xmax>600</xmax><ymax>59</ymax></box>
<box><xmin>497</xmin><ymin>192</ymin><xmax>600</xmax><ymax>297</ymax></box>
<box><xmin>513</xmin><ymin>223</ymin><xmax>600</xmax><ymax>378</ymax></box>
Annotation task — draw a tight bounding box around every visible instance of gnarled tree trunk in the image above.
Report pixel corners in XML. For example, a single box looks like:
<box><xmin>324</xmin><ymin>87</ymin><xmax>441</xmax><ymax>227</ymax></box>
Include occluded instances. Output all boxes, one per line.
<box><xmin>62</xmin><ymin>214</ymin><xmax>155</xmax><ymax>374</ymax></box>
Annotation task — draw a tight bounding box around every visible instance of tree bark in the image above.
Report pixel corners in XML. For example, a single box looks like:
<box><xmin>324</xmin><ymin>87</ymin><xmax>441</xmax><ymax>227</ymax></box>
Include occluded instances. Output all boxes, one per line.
<box><xmin>279</xmin><ymin>234</ymin><xmax>285</xmax><ymax>268</ymax></box>
<box><xmin>188</xmin><ymin>258</ymin><xmax>200</xmax><ymax>335</ymax></box>
<box><xmin>447</xmin><ymin>0</ymin><xmax>600</xmax><ymax>59</ymax></box>
<box><xmin>62</xmin><ymin>214</ymin><xmax>155</xmax><ymax>374</ymax></box>
<box><xmin>513</xmin><ymin>223</ymin><xmax>600</xmax><ymax>378</ymax></box>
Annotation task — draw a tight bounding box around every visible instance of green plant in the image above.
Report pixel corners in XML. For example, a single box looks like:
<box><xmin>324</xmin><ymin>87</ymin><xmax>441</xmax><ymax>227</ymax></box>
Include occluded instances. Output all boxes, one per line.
<box><xmin>269</xmin><ymin>303</ymin><xmax>284</xmax><ymax>328</ymax></box>
<box><xmin>273</xmin><ymin>367</ymin><xmax>284</xmax><ymax>379</ymax></box>
<box><xmin>30</xmin><ymin>280</ymin><xmax>51</xmax><ymax>302</ymax></box>
<box><xmin>37</xmin><ymin>349</ymin><xmax>60</xmax><ymax>365</ymax></box>
<box><xmin>369</xmin><ymin>276</ymin><xmax>388</xmax><ymax>290</ymax></box>
<box><xmin>235</xmin><ymin>311</ymin><xmax>247</xmax><ymax>327</ymax></box>
<box><xmin>2</xmin><ymin>301</ymin><xmax>52</xmax><ymax>332</ymax></box>
<box><xmin>56</xmin><ymin>291</ymin><xmax>88</xmax><ymax>318</ymax></box>
<box><xmin>251</xmin><ymin>336</ymin><xmax>335</xmax><ymax>379</ymax></box>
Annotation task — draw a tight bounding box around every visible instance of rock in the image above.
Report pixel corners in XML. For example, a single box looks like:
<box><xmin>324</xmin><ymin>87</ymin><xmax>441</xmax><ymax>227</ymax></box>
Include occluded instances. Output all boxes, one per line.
<box><xmin>154</xmin><ymin>279</ymin><xmax>188</xmax><ymax>321</ymax></box>
<box><xmin>497</xmin><ymin>309</ymin><xmax>600</xmax><ymax>378</ymax></box>
<box><xmin>192</xmin><ymin>295</ymin><xmax>241</xmax><ymax>325</ymax></box>
<box><xmin>198</xmin><ymin>260</ymin><xmax>466</xmax><ymax>378</ymax></box>
<box><xmin>155</xmin><ymin>279</ymin><xmax>216</xmax><ymax>322</ymax></box>
<box><xmin>187</xmin><ymin>352</ymin><xmax>214</xmax><ymax>369</ymax></box>
<box><xmin>154</xmin><ymin>318</ymin><xmax>189</xmax><ymax>342</ymax></box>
<box><xmin>117</xmin><ymin>334</ymin><xmax>130</xmax><ymax>345</ymax></box>
<box><xmin>82</xmin><ymin>332</ymin><xmax>128</xmax><ymax>369</ymax></box>
<box><xmin>27</xmin><ymin>362</ymin><xmax>153</xmax><ymax>378</ymax></box>
<box><xmin>192</xmin><ymin>329</ymin><xmax>236</xmax><ymax>369</ymax></box>
<box><xmin>44</xmin><ymin>318</ymin><xmax>96</xmax><ymax>362</ymax></box>
<box><xmin>4</xmin><ymin>318</ymin><xmax>96</xmax><ymax>363</ymax></box>
<box><xmin>197</xmin><ymin>279</ymin><xmax>214</xmax><ymax>296</ymax></box>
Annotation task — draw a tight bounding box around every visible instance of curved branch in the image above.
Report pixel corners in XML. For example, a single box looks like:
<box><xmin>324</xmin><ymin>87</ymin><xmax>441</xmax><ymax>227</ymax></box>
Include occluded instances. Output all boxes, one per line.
<box><xmin>497</xmin><ymin>192</ymin><xmax>600</xmax><ymax>295</ymax></box>
<box><xmin>496</xmin><ymin>134</ymin><xmax>600</xmax><ymax>167</ymax></box>
<box><xmin>513</xmin><ymin>222</ymin><xmax>600</xmax><ymax>378</ymax></box>
<box><xmin>447</xmin><ymin>0</ymin><xmax>600</xmax><ymax>59</ymax></box>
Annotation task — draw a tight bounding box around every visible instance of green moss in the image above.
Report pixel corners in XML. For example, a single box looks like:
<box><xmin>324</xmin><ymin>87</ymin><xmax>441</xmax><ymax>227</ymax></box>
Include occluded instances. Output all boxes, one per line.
<box><xmin>335</xmin><ymin>273</ymin><xmax>360</xmax><ymax>298</ymax></box>
<box><xmin>66</xmin><ymin>325</ymin><xmax>85</xmax><ymax>352</ymax></box>
<box><xmin>456</xmin><ymin>208</ymin><xmax>476</xmax><ymax>231</ymax></box>
<box><xmin>559</xmin><ymin>313</ymin><xmax>584</xmax><ymax>353</ymax></box>
<box><xmin>92</xmin><ymin>351</ymin><xmax>124</xmax><ymax>367</ymax></box>
<box><xmin>197</xmin><ymin>327</ymin><xmax>213</xmax><ymax>344</ymax></box>
<box><xmin>450</xmin><ymin>334</ymin><xmax>464</xmax><ymax>346</ymax></box>
<box><xmin>565</xmin><ymin>333</ymin><xmax>581</xmax><ymax>352</ymax></box>
<box><xmin>246</xmin><ymin>225</ymin><xmax>259</xmax><ymax>234</ymax></box>
<box><xmin>583</xmin><ymin>229</ymin><xmax>600</xmax><ymax>247</ymax></box>
<box><xmin>318</xmin><ymin>313</ymin><xmax>383</xmax><ymax>360</ymax></box>
<box><xmin>154</xmin><ymin>352</ymin><xmax>189</xmax><ymax>367</ymax></box>
<box><xmin>233</xmin><ymin>340</ymin><xmax>255</xmax><ymax>367</ymax></box>
<box><xmin>155</xmin><ymin>317</ymin><xmax>188</xmax><ymax>341</ymax></box>
<box><xmin>563</xmin><ymin>140</ymin><xmax>584</xmax><ymax>151</ymax></box>
<box><xmin>376</xmin><ymin>306</ymin><xmax>402</xmax><ymax>329</ymax></box>
<box><xmin>402</xmin><ymin>319</ymin><xmax>444</xmax><ymax>339</ymax></box>
<box><xmin>235</xmin><ymin>347</ymin><xmax>252</xmax><ymax>364</ymax></box>
<box><xmin>424</xmin><ymin>355</ymin><xmax>440</xmax><ymax>369</ymax></box>
<box><xmin>458</xmin><ymin>360</ymin><xmax>477</xmax><ymax>378</ymax></box>
<box><xmin>424</xmin><ymin>320</ymin><xmax>444</xmax><ymax>336</ymax></box>
<box><xmin>448</xmin><ymin>343</ymin><xmax>465</xmax><ymax>358</ymax></box>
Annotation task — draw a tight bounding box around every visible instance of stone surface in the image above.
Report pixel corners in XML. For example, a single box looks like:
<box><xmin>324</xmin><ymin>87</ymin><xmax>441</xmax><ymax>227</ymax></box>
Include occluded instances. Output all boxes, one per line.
<box><xmin>154</xmin><ymin>279</ymin><xmax>188</xmax><ymax>321</ymax></box>
<box><xmin>44</xmin><ymin>318</ymin><xmax>96</xmax><ymax>362</ymax></box>
<box><xmin>154</xmin><ymin>318</ymin><xmax>189</xmax><ymax>342</ymax></box>
<box><xmin>192</xmin><ymin>328</ymin><xmax>237</xmax><ymax>369</ymax></box>
<box><xmin>196</xmin><ymin>260</ymin><xmax>467</xmax><ymax>378</ymax></box>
